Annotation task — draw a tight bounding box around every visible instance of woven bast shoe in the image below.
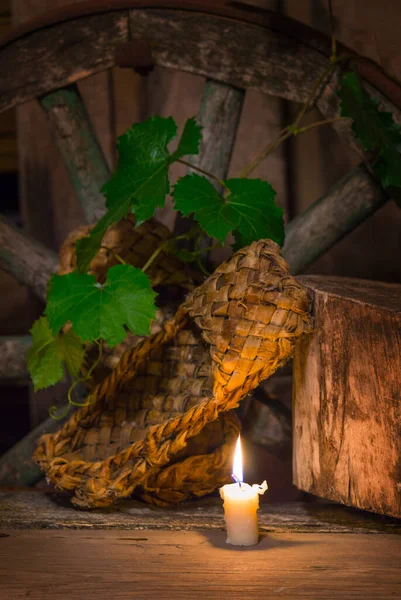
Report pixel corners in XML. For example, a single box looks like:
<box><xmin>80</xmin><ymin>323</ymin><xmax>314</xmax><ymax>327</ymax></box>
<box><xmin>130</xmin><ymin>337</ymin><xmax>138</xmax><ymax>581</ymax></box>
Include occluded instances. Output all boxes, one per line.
<box><xmin>34</xmin><ymin>239</ymin><xmax>312</xmax><ymax>508</ymax></box>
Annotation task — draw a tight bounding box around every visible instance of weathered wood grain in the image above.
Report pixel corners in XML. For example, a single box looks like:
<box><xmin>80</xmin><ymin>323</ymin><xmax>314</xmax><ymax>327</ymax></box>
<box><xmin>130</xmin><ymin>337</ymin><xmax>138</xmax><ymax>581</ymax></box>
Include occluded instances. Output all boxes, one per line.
<box><xmin>0</xmin><ymin>11</ymin><xmax>129</xmax><ymax>113</ymax></box>
<box><xmin>1</xmin><ymin>6</ymin><xmax>400</xmax><ymax>166</ymax></box>
<box><xmin>186</xmin><ymin>79</ymin><xmax>244</xmax><ymax>190</ymax></box>
<box><xmin>0</xmin><ymin>215</ymin><xmax>58</xmax><ymax>302</ymax></box>
<box><xmin>293</xmin><ymin>276</ymin><xmax>401</xmax><ymax>519</ymax></box>
<box><xmin>0</xmin><ymin>6</ymin><xmax>390</xmax><ymax>118</ymax></box>
<box><xmin>283</xmin><ymin>165</ymin><xmax>388</xmax><ymax>274</ymax></box>
<box><xmin>0</xmin><ymin>336</ymin><xmax>30</xmax><ymax>379</ymax></box>
<box><xmin>0</xmin><ymin>489</ymin><xmax>400</xmax><ymax>533</ymax></box>
<box><xmin>1</xmin><ymin>4</ymin><xmax>397</xmax><ymax>215</ymax></box>
<box><xmin>0</xmin><ymin>528</ymin><xmax>400</xmax><ymax>599</ymax></box>
<box><xmin>41</xmin><ymin>86</ymin><xmax>110</xmax><ymax>224</ymax></box>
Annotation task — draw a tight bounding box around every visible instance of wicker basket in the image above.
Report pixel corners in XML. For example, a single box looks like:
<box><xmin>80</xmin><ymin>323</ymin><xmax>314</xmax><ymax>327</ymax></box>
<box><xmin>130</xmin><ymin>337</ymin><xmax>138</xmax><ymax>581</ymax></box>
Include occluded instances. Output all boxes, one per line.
<box><xmin>34</xmin><ymin>232</ymin><xmax>312</xmax><ymax>508</ymax></box>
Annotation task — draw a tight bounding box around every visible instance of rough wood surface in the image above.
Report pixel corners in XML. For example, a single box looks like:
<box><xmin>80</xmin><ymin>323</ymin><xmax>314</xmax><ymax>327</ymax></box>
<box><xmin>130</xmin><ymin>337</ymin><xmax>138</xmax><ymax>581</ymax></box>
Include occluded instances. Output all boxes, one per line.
<box><xmin>0</xmin><ymin>6</ymin><xmax>395</xmax><ymax>121</ymax></box>
<box><xmin>293</xmin><ymin>276</ymin><xmax>401</xmax><ymax>519</ymax></box>
<box><xmin>186</xmin><ymin>79</ymin><xmax>244</xmax><ymax>191</ymax></box>
<box><xmin>0</xmin><ymin>529</ymin><xmax>400</xmax><ymax>600</ymax></box>
<box><xmin>0</xmin><ymin>11</ymin><xmax>129</xmax><ymax>113</ymax></box>
<box><xmin>0</xmin><ymin>336</ymin><xmax>30</xmax><ymax>379</ymax></box>
<box><xmin>0</xmin><ymin>215</ymin><xmax>58</xmax><ymax>302</ymax></box>
<box><xmin>283</xmin><ymin>165</ymin><xmax>388</xmax><ymax>274</ymax></box>
<box><xmin>0</xmin><ymin>489</ymin><xmax>400</xmax><ymax>533</ymax></box>
<box><xmin>40</xmin><ymin>86</ymin><xmax>110</xmax><ymax>224</ymax></box>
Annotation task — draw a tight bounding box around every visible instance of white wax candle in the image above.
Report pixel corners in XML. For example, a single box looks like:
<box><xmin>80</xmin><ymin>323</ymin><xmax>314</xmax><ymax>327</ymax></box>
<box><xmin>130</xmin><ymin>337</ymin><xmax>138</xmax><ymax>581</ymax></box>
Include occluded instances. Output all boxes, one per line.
<box><xmin>220</xmin><ymin>480</ymin><xmax>268</xmax><ymax>546</ymax></box>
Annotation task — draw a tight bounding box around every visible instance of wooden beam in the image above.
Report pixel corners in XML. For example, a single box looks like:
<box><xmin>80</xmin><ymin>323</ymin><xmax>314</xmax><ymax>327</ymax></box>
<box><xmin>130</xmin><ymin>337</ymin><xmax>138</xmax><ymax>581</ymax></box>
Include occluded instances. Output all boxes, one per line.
<box><xmin>283</xmin><ymin>164</ymin><xmax>389</xmax><ymax>274</ymax></box>
<box><xmin>40</xmin><ymin>86</ymin><xmax>110</xmax><ymax>225</ymax></box>
<box><xmin>0</xmin><ymin>215</ymin><xmax>58</xmax><ymax>302</ymax></box>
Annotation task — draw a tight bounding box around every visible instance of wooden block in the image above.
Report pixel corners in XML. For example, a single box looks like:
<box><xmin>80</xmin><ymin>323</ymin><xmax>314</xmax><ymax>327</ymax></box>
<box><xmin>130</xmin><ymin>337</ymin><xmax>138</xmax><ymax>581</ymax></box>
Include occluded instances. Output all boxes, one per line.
<box><xmin>293</xmin><ymin>275</ymin><xmax>401</xmax><ymax>518</ymax></box>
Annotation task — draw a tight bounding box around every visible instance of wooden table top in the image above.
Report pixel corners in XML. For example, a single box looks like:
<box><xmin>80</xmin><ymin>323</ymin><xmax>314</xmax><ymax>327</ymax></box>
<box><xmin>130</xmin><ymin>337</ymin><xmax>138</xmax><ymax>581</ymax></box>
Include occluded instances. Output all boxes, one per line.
<box><xmin>0</xmin><ymin>489</ymin><xmax>400</xmax><ymax>599</ymax></box>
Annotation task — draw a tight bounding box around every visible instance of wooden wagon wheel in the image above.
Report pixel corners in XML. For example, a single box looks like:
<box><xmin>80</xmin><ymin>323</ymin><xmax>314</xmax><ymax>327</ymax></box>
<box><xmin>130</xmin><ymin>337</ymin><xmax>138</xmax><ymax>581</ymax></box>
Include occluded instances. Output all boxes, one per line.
<box><xmin>0</xmin><ymin>0</ymin><xmax>399</xmax><ymax>484</ymax></box>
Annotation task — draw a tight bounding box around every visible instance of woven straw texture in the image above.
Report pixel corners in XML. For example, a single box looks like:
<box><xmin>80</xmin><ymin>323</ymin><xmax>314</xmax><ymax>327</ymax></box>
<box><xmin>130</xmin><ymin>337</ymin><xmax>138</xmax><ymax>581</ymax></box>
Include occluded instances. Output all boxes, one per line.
<box><xmin>34</xmin><ymin>238</ymin><xmax>312</xmax><ymax>508</ymax></box>
<box><xmin>59</xmin><ymin>215</ymin><xmax>196</xmax><ymax>289</ymax></box>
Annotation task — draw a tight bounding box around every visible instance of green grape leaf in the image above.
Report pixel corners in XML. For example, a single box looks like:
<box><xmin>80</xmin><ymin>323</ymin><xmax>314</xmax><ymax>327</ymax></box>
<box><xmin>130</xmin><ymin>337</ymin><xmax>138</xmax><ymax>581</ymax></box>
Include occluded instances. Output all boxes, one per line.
<box><xmin>45</xmin><ymin>264</ymin><xmax>157</xmax><ymax>347</ymax></box>
<box><xmin>75</xmin><ymin>115</ymin><xmax>202</xmax><ymax>272</ymax></box>
<box><xmin>172</xmin><ymin>117</ymin><xmax>203</xmax><ymax>161</ymax></box>
<box><xmin>173</xmin><ymin>175</ymin><xmax>284</xmax><ymax>247</ymax></box>
<box><xmin>27</xmin><ymin>317</ymin><xmax>86</xmax><ymax>392</ymax></box>
<box><xmin>102</xmin><ymin>116</ymin><xmax>177</xmax><ymax>226</ymax></box>
<box><xmin>338</xmin><ymin>71</ymin><xmax>401</xmax><ymax>187</ymax></box>
<box><xmin>173</xmin><ymin>175</ymin><xmax>237</xmax><ymax>243</ymax></box>
<box><xmin>76</xmin><ymin>196</ymin><xmax>131</xmax><ymax>273</ymax></box>
<box><xmin>225</xmin><ymin>179</ymin><xmax>284</xmax><ymax>248</ymax></box>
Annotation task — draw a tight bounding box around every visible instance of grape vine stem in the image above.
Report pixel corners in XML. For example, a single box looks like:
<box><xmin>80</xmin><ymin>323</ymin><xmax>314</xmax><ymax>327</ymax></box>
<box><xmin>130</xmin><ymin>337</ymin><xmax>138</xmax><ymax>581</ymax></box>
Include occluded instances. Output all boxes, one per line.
<box><xmin>177</xmin><ymin>158</ymin><xmax>229</xmax><ymax>190</ymax></box>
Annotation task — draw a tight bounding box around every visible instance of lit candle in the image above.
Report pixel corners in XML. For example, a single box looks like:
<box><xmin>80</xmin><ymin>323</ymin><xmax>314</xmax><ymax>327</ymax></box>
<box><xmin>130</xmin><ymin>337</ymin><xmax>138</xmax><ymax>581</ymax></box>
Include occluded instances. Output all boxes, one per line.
<box><xmin>219</xmin><ymin>435</ymin><xmax>268</xmax><ymax>546</ymax></box>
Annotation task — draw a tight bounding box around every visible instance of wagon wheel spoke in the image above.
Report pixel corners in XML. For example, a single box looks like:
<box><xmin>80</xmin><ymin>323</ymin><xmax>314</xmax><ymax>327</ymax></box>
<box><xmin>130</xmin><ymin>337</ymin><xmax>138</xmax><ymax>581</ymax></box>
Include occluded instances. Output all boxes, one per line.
<box><xmin>40</xmin><ymin>86</ymin><xmax>110</xmax><ymax>225</ymax></box>
<box><xmin>174</xmin><ymin>78</ymin><xmax>245</xmax><ymax>241</ymax></box>
<box><xmin>0</xmin><ymin>214</ymin><xmax>58</xmax><ymax>301</ymax></box>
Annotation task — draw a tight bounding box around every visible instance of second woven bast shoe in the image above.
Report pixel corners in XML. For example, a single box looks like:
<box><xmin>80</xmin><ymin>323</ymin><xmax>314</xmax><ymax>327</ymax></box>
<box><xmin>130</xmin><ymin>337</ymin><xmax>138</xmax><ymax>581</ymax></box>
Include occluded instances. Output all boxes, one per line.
<box><xmin>34</xmin><ymin>239</ymin><xmax>312</xmax><ymax>508</ymax></box>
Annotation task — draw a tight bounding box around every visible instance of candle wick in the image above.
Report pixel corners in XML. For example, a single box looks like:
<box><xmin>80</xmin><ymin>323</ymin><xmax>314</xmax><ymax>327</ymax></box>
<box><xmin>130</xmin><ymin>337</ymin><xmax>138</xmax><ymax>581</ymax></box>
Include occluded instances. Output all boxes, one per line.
<box><xmin>231</xmin><ymin>473</ymin><xmax>242</xmax><ymax>487</ymax></box>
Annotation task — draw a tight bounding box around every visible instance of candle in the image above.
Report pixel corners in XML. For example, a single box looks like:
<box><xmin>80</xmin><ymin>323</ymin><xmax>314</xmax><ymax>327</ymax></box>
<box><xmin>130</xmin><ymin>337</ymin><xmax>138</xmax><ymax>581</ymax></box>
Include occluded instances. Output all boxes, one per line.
<box><xmin>219</xmin><ymin>435</ymin><xmax>268</xmax><ymax>546</ymax></box>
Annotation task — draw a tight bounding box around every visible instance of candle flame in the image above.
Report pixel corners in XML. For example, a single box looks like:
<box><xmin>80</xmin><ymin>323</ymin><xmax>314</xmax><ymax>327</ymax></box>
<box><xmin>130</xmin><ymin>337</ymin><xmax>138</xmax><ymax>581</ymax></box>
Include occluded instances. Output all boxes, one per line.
<box><xmin>232</xmin><ymin>435</ymin><xmax>243</xmax><ymax>484</ymax></box>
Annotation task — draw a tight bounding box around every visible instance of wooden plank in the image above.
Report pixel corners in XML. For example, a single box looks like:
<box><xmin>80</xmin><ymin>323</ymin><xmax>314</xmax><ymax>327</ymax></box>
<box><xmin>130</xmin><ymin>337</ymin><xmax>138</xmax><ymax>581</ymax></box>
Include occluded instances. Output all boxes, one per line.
<box><xmin>112</xmin><ymin>66</ymin><xmax>146</xmax><ymax>139</ymax></box>
<box><xmin>0</xmin><ymin>336</ymin><xmax>30</xmax><ymax>379</ymax></box>
<box><xmin>0</xmin><ymin>490</ymin><xmax>400</xmax><ymax>533</ymax></box>
<box><xmin>293</xmin><ymin>276</ymin><xmax>401</xmax><ymax>518</ymax></box>
<box><xmin>282</xmin><ymin>164</ymin><xmax>388</xmax><ymax>274</ymax></box>
<box><xmin>143</xmin><ymin>66</ymin><xmax>204</xmax><ymax>229</ymax></box>
<box><xmin>40</xmin><ymin>86</ymin><xmax>110</xmax><ymax>224</ymax></box>
<box><xmin>0</xmin><ymin>529</ymin><xmax>400</xmax><ymax>599</ymax></box>
<box><xmin>78</xmin><ymin>70</ymin><xmax>115</xmax><ymax>170</ymax></box>
<box><xmin>0</xmin><ymin>215</ymin><xmax>58</xmax><ymax>302</ymax></box>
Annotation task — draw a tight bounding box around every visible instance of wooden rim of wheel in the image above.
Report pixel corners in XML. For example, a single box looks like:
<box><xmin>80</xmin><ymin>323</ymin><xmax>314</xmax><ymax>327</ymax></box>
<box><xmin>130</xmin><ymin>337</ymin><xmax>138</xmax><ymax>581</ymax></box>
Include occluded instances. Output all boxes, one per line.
<box><xmin>0</xmin><ymin>0</ymin><xmax>400</xmax><ymax>112</ymax></box>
